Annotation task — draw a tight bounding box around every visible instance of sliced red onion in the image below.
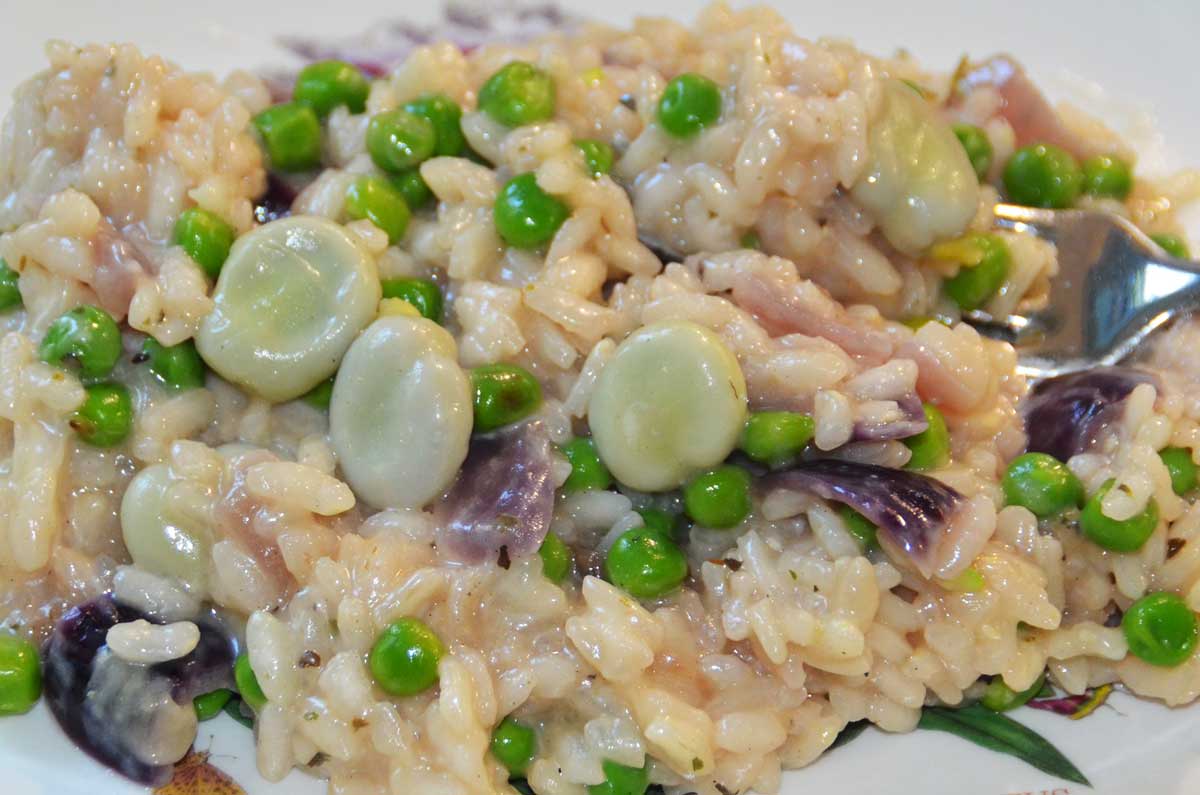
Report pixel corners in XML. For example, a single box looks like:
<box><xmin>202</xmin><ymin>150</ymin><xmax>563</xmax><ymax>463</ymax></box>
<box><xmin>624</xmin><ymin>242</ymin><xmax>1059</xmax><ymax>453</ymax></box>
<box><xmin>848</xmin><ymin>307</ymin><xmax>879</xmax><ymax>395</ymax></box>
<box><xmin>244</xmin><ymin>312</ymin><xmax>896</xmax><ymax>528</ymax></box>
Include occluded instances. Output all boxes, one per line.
<box><xmin>1023</xmin><ymin>367</ymin><xmax>1158</xmax><ymax>461</ymax></box>
<box><xmin>730</xmin><ymin>272</ymin><xmax>894</xmax><ymax>364</ymax></box>
<box><xmin>436</xmin><ymin>421</ymin><xmax>555</xmax><ymax>563</ymax></box>
<box><xmin>953</xmin><ymin>55</ymin><xmax>1090</xmax><ymax>160</ymax></box>
<box><xmin>851</xmin><ymin>393</ymin><xmax>928</xmax><ymax>442</ymax></box>
<box><xmin>765</xmin><ymin>459</ymin><xmax>964</xmax><ymax>574</ymax></box>
<box><xmin>253</xmin><ymin>173</ymin><xmax>301</xmax><ymax>225</ymax></box>
<box><xmin>43</xmin><ymin>596</ymin><xmax>237</xmax><ymax>786</ymax></box>
<box><xmin>92</xmin><ymin>220</ymin><xmax>153</xmax><ymax>321</ymax></box>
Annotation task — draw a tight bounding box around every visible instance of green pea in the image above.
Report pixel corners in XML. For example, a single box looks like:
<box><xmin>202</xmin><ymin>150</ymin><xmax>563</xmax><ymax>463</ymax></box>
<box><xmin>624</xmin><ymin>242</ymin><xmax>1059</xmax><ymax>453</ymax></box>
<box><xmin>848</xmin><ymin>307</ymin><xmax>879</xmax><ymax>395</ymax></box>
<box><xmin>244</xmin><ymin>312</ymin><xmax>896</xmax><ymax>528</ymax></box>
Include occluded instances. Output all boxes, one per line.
<box><xmin>683</xmin><ymin>465</ymin><xmax>751</xmax><ymax>529</ymax></box>
<box><xmin>657</xmin><ymin>73</ymin><xmax>722</xmax><ymax>138</ymax></box>
<box><xmin>369</xmin><ymin>617</ymin><xmax>445</xmax><ymax>696</ymax></box>
<box><xmin>903</xmin><ymin>403</ymin><xmax>951</xmax><ymax>471</ymax></box>
<box><xmin>381</xmin><ymin>277</ymin><xmax>443</xmax><ymax>323</ymax></box>
<box><xmin>1151</xmin><ymin>233</ymin><xmax>1190</xmax><ymax>260</ymax></box>
<box><xmin>1079</xmin><ymin>479</ymin><xmax>1158</xmax><ymax>553</ymax></box>
<box><xmin>561</xmin><ymin>437</ymin><xmax>613</xmax><ymax>493</ymax></box>
<box><xmin>234</xmin><ymin>653</ymin><xmax>267</xmax><ymax>710</ymax></box>
<box><xmin>493</xmin><ymin>173</ymin><xmax>570</xmax><ymax>249</ymax></box>
<box><xmin>367</xmin><ymin>109</ymin><xmax>437</xmax><ymax>173</ymax></box>
<box><xmin>0</xmin><ymin>258</ymin><xmax>22</xmax><ymax>312</ymax></box>
<box><xmin>739</xmin><ymin>411</ymin><xmax>815</xmax><ymax>466</ymax></box>
<box><xmin>173</xmin><ymin>208</ymin><xmax>235</xmax><ymax>280</ymax></box>
<box><xmin>636</xmin><ymin>508</ymin><xmax>678</xmax><ymax>536</ymax></box>
<box><xmin>1002</xmin><ymin>452</ymin><xmax>1084</xmax><ymax>518</ymax></box>
<box><xmin>345</xmin><ymin>175</ymin><xmax>411</xmax><ymax>244</ymax></box>
<box><xmin>193</xmin><ymin>688</ymin><xmax>233</xmax><ymax>721</ymax></box>
<box><xmin>952</xmin><ymin>123</ymin><xmax>993</xmax><ymax>181</ymax></box>
<box><xmin>934</xmin><ymin>233</ymin><xmax>1010</xmax><ymax>312</ymax></box>
<box><xmin>1003</xmin><ymin>143</ymin><xmax>1082</xmax><ymax>209</ymax></box>
<box><xmin>478</xmin><ymin>61</ymin><xmax>556</xmax><ymax>127</ymax></box>
<box><xmin>605</xmin><ymin>527</ymin><xmax>688</xmax><ymax>599</ymax></box>
<box><xmin>40</xmin><ymin>305</ymin><xmax>122</xmax><ymax>380</ymax></box>
<box><xmin>538</xmin><ymin>532</ymin><xmax>572</xmax><ymax>583</ymax></box>
<box><xmin>471</xmin><ymin>363</ymin><xmax>543</xmax><ymax>433</ymax></box>
<box><xmin>1160</xmin><ymin>447</ymin><xmax>1198</xmax><ymax>496</ymax></box>
<box><xmin>1122</xmin><ymin>591</ymin><xmax>1199</xmax><ymax>667</ymax></box>
<box><xmin>981</xmin><ymin>672</ymin><xmax>1045</xmax><ymax>712</ymax></box>
<box><xmin>587</xmin><ymin>759</ymin><xmax>649</xmax><ymax>795</ymax></box>
<box><xmin>141</xmin><ymin>338</ymin><xmax>205</xmax><ymax>390</ymax></box>
<box><xmin>252</xmin><ymin>103</ymin><xmax>322</xmax><ymax>172</ymax></box>
<box><xmin>839</xmin><ymin>505</ymin><xmax>878</xmax><ymax>552</ymax></box>
<box><xmin>390</xmin><ymin>169</ymin><xmax>434</xmax><ymax>210</ymax></box>
<box><xmin>301</xmin><ymin>376</ymin><xmax>335</xmax><ymax>410</ymax></box>
<box><xmin>403</xmin><ymin>94</ymin><xmax>466</xmax><ymax>157</ymax></box>
<box><xmin>293</xmin><ymin>60</ymin><xmax>370</xmax><ymax>116</ymax></box>
<box><xmin>0</xmin><ymin>632</ymin><xmax>41</xmax><ymax>716</ymax></box>
<box><xmin>70</xmin><ymin>383</ymin><xmax>132</xmax><ymax>447</ymax></box>
<box><xmin>491</xmin><ymin>716</ymin><xmax>537</xmax><ymax>776</ymax></box>
<box><xmin>1080</xmin><ymin>155</ymin><xmax>1133</xmax><ymax>201</ymax></box>
<box><xmin>575</xmin><ymin>139</ymin><xmax>614</xmax><ymax>178</ymax></box>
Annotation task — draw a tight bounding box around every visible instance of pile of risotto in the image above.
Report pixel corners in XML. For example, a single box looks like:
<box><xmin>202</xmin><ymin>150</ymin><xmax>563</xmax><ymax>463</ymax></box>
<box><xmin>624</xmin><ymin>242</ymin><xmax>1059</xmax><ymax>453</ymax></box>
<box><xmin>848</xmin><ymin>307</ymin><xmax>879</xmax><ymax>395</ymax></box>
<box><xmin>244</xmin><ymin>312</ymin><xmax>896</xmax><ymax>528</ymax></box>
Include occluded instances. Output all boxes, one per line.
<box><xmin>1</xmin><ymin>4</ymin><xmax>1199</xmax><ymax>794</ymax></box>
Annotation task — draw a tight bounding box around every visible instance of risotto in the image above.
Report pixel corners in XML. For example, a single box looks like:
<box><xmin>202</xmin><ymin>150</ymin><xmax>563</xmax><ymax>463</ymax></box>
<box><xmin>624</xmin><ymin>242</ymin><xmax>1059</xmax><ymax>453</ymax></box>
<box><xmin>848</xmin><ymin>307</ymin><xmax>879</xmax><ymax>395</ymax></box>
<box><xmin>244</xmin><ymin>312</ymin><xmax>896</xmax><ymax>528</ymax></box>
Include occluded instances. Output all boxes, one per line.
<box><xmin>0</xmin><ymin>3</ymin><xmax>1198</xmax><ymax>794</ymax></box>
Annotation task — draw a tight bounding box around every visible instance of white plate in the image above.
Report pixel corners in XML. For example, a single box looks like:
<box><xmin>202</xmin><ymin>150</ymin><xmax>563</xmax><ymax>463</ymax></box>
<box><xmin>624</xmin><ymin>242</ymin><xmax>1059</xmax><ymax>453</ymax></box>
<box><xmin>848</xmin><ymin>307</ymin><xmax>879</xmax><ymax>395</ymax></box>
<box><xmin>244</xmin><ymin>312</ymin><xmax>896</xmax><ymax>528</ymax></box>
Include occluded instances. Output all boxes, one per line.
<box><xmin>2</xmin><ymin>2</ymin><xmax>1199</xmax><ymax>793</ymax></box>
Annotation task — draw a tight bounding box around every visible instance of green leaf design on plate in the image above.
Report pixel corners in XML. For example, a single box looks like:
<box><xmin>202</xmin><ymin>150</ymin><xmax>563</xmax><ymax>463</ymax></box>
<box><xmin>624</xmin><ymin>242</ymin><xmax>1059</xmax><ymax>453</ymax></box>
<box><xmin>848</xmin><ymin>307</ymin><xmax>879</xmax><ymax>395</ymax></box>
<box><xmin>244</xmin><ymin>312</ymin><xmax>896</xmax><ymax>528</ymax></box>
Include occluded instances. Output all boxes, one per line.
<box><xmin>221</xmin><ymin>694</ymin><xmax>255</xmax><ymax>729</ymax></box>
<box><xmin>828</xmin><ymin>719</ymin><xmax>870</xmax><ymax>752</ymax></box>
<box><xmin>917</xmin><ymin>704</ymin><xmax>1090</xmax><ymax>786</ymax></box>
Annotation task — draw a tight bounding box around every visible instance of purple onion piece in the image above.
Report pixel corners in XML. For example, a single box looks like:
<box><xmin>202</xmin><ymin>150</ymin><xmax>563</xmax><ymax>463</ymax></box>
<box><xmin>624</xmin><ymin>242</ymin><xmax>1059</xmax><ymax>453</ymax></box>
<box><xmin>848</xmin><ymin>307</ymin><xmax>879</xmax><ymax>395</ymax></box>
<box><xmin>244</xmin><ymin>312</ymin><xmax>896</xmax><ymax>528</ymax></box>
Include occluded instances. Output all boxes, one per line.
<box><xmin>1024</xmin><ymin>367</ymin><xmax>1159</xmax><ymax>461</ymax></box>
<box><xmin>765</xmin><ymin>459</ymin><xmax>963</xmax><ymax>573</ymax></box>
<box><xmin>253</xmin><ymin>173</ymin><xmax>301</xmax><ymax>224</ymax></box>
<box><xmin>437</xmin><ymin>421</ymin><xmax>555</xmax><ymax>564</ymax></box>
<box><xmin>1027</xmin><ymin>693</ymin><xmax>1089</xmax><ymax>715</ymax></box>
<box><xmin>42</xmin><ymin>596</ymin><xmax>237</xmax><ymax>786</ymax></box>
<box><xmin>851</xmin><ymin>392</ymin><xmax>929</xmax><ymax>442</ymax></box>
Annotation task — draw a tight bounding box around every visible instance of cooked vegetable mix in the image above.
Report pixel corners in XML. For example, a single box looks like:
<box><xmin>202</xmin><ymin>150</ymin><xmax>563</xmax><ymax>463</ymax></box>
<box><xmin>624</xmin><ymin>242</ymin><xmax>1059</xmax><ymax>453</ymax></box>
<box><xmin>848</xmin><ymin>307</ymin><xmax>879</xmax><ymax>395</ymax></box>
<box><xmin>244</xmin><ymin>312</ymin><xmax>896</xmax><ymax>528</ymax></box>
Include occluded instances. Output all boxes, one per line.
<box><xmin>196</xmin><ymin>216</ymin><xmax>381</xmax><ymax>402</ymax></box>
<box><xmin>369</xmin><ymin>617</ymin><xmax>445</xmax><ymax>696</ymax></box>
<box><xmin>345</xmin><ymin>174</ymin><xmax>412</xmax><ymax>243</ymax></box>
<box><xmin>479</xmin><ymin>61</ymin><xmax>556</xmax><ymax>127</ymax></box>
<box><xmin>40</xmin><ymin>305</ymin><xmax>122</xmax><ymax>380</ymax></box>
<box><xmin>381</xmin><ymin>277</ymin><xmax>443</xmax><ymax>322</ymax></box>
<box><xmin>4</xmin><ymin>12</ymin><xmax>1200</xmax><ymax>794</ymax></box>
<box><xmin>141</xmin><ymin>338</ymin><xmax>205</xmax><ymax>390</ymax></box>
<box><xmin>657</xmin><ymin>73</ymin><xmax>722</xmax><ymax>138</ymax></box>
<box><xmin>494</xmin><ymin>173</ymin><xmax>570</xmax><ymax>248</ymax></box>
<box><xmin>1003</xmin><ymin>143</ymin><xmax>1082</xmax><ymax>209</ymax></box>
<box><xmin>1080</xmin><ymin>479</ymin><xmax>1158</xmax><ymax>552</ymax></box>
<box><xmin>330</xmin><ymin>315</ymin><xmax>472</xmax><ymax>509</ymax></box>
<box><xmin>1122</xmin><ymin>592</ymin><xmax>1199</xmax><ymax>667</ymax></box>
<box><xmin>292</xmin><ymin>60</ymin><xmax>369</xmax><ymax>116</ymax></box>
<box><xmin>491</xmin><ymin>716</ymin><xmax>537</xmax><ymax>776</ymax></box>
<box><xmin>0</xmin><ymin>258</ymin><xmax>20</xmax><ymax>311</ymax></box>
<box><xmin>0</xmin><ymin>633</ymin><xmax>41</xmax><ymax>716</ymax></box>
<box><xmin>70</xmin><ymin>383</ymin><xmax>133</xmax><ymax>447</ymax></box>
<box><xmin>252</xmin><ymin>103</ymin><xmax>322</xmax><ymax>172</ymax></box>
<box><xmin>367</xmin><ymin>109</ymin><xmax>437</xmax><ymax>173</ymax></box>
<box><xmin>684</xmin><ymin>465</ymin><xmax>752</xmax><ymax>529</ymax></box>
<box><xmin>589</xmin><ymin>321</ymin><xmax>747</xmax><ymax>491</ymax></box>
<box><xmin>471</xmin><ymin>363</ymin><xmax>543</xmax><ymax>433</ymax></box>
<box><xmin>173</xmin><ymin>208</ymin><xmax>235</xmax><ymax>279</ymax></box>
<box><xmin>1002</xmin><ymin>452</ymin><xmax>1083</xmax><ymax>517</ymax></box>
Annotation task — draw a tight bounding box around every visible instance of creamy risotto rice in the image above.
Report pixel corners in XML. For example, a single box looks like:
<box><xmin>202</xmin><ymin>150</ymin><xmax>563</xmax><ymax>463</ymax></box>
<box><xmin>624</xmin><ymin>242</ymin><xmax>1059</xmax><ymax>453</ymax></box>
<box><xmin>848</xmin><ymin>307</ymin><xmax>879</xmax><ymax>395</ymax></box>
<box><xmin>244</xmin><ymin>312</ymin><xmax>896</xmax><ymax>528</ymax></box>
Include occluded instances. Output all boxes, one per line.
<box><xmin>0</xmin><ymin>4</ymin><xmax>1199</xmax><ymax>794</ymax></box>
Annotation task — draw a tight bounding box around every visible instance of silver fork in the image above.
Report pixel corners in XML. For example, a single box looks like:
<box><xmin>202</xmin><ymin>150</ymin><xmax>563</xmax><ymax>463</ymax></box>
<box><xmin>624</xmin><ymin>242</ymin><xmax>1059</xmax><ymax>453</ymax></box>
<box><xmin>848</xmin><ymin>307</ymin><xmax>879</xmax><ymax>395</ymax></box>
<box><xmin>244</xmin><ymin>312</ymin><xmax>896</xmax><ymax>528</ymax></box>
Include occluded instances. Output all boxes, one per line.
<box><xmin>966</xmin><ymin>204</ymin><xmax>1200</xmax><ymax>380</ymax></box>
